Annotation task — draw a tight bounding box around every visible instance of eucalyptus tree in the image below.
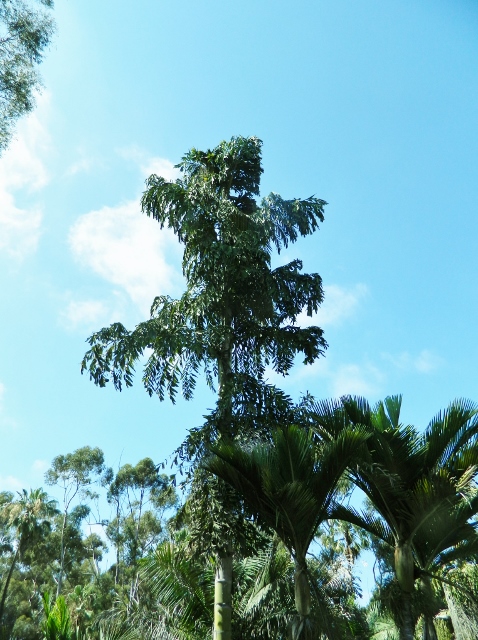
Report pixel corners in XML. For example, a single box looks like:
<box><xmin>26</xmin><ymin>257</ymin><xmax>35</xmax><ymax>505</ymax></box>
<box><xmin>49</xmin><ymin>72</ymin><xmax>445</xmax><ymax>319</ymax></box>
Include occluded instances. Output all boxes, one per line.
<box><xmin>314</xmin><ymin>395</ymin><xmax>478</xmax><ymax>640</ymax></box>
<box><xmin>81</xmin><ymin>135</ymin><xmax>327</xmax><ymax>639</ymax></box>
<box><xmin>106</xmin><ymin>457</ymin><xmax>177</xmax><ymax>596</ymax></box>
<box><xmin>205</xmin><ymin>423</ymin><xmax>369</xmax><ymax>639</ymax></box>
<box><xmin>45</xmin><ymin>446</ymin><xmax>108</xmax><ymax>596</ymax></box>
<box><xmin>0</xmin><ymin>0</ymin><xmax>55</xmax><ymax>153</ymax></box>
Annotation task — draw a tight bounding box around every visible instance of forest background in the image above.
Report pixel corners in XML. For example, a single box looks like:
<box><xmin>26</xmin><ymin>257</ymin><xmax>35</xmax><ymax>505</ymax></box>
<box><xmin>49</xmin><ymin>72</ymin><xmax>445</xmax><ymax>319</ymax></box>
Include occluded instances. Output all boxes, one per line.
<box><xmin>1</xmin><ymin>0</ymin><xmax>478</xmax><ymax>622</ymax></box>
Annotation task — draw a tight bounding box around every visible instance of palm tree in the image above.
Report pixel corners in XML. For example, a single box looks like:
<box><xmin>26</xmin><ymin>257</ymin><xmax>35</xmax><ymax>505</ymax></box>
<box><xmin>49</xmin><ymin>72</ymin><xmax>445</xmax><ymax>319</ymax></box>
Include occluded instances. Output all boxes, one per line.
<box><xmin>81</xmin><ymin>135</ymin><xmax>328</xmax><ymax>640</ymax></box>
<box><xmin>205</xmin><ymin>423</ymin><xmax>369</xmax><ymax>639</ymax></box>
<box><xmin>107</xmin><ymin>534</ymin><xmax>361</xmax><ymax>640</ymax></box>
<box><xmin>0</xmin><ymin>488</ymin><xmax>58</xmax><ymax>626</ymax></box>
<box><xmin>313</xmin><ymin>395</ymin><xmax>478</xmax><ymax>640</ymax></box>
<box><xmin>42</xmin><ymin>592</ymin><xmax>73</xmax><ymax>640</ymax></box>
<box><xmin>104</xmin><ymin>537</ymin><xmax>287</xmax><ymax>640</ymax></box>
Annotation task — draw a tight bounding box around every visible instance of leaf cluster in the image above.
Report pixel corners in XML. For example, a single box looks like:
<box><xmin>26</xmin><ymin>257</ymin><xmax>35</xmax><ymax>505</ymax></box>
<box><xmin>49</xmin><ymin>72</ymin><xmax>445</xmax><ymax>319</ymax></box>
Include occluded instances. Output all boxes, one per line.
<box><xmin>81</xmin><ymin>136</ymin><xmax>327</xmax><ymax>404</ymax></box>
<box><xmin>0</xmin><ymin>0</ymin><xmax>55</xmax><ymax>152</ymax></box>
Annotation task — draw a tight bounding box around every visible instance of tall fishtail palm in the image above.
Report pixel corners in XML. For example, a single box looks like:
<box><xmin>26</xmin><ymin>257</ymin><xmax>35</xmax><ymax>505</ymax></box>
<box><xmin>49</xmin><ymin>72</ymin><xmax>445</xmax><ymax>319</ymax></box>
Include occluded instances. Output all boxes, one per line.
<box><xmin>81</xmin><ymin>136</ymin><xmax>327</xmax><ymax>640</ymax></box>
<box><xmin>205</xmin><ymin>423</ymin><xmax>369</xmax><ymax>639</ymax></box>
<box><xmin>313</xmin><ymin>395</ymin><xmax>478</xmax><ymax>640</ymax></box>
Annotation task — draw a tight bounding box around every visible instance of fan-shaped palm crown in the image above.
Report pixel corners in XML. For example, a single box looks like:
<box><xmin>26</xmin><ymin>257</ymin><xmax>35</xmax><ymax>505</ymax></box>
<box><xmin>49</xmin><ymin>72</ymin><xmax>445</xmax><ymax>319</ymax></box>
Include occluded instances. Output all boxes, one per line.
<box><xmin>205</xmin><ymin>423</ymin><xmax>369</xmax><ymax>639</ymax></box>
<box><xmin>312</xmin><ymin>395</ymin><xmax>478</xmax><ymax>640</ymax></box>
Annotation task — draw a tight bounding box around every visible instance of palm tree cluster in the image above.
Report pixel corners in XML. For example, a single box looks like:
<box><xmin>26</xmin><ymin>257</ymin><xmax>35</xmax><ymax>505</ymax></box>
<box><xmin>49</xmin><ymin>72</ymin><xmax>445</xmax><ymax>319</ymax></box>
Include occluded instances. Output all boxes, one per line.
<box><xmin>0</xmin><ymin>136</ymin><xmax>471</xmax><ymax>640</ymax></box>
<box><xmin>203</xmin><ymin>394</ymin><xmax>478</xmax><ymax>640</ymax></box>
<box><xmin>75</xmin><ymin>136</ymin><xmax>478</xmax><ymax>640</ymax></box>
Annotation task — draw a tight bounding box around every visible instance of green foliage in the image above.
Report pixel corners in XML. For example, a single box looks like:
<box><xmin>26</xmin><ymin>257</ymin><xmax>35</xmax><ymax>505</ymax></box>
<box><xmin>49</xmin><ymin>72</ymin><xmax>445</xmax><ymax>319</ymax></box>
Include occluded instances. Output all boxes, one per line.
<box><xmin>206</xmin><ymin>424</ymin><xmax>369</xmax><ymax>561</ymax></box>
<box><xmin>205</xmin><ymin>423</ymin><xmax>369</xmax><ymax>638</ymax></box>
<box><xmin>42</xmin><ymin>593</ymin><xmax>72</xmax><ymax>640</ymax></box>
<box><xmin>441</xmin><ymin>563</ymin><xmax>478</xmax><ymax>639</ymax></box>
<box><xmin>114</xmin><ymin>535</ymin><xmax>365</xmax><ymax>640</ymax></box>
<box><xmin>0</xmin><ymin>0</ymin><xmax>55</xmax><ymax>152</ymax></box>
<box><xmin>313</xmin><ymin>395</ymin><xmax>478</xmax><ymax>639</ymax></box>
<box><xmin>45</xmin><ymin>447</ymin><xmax>108</xmax><ymax>597</ymax></box>
<box><xmin>45</xmin><ymin>447</ymin><xmax>107</xmax><ymax>491</ymax></box>
<box><xmin>81</xmin><ymin>136</ymin><xmax>327</xmax><ymax>405</ymax></box>
<box><xmin>106</xmin><ymin>458</ymin><xmax>177</xmax><ymax>590</ymax></box>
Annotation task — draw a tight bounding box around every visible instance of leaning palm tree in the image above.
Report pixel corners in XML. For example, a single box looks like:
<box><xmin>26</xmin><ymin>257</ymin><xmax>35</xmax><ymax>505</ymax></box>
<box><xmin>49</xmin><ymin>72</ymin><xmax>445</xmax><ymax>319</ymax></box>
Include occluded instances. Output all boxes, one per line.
<box><xmin>313</xmin><ymin>395</ymin><xmax>478</xmax><ymax>640</ymax></box>
<box><xmin>0</xmin><ymin>488</ymin><xmax>58</xmax><ymax>627</ymax></box>
<box><xmin>205</xmin><ymin>423</ymin><xmax>369</xmax><ymax>639</ymax></box>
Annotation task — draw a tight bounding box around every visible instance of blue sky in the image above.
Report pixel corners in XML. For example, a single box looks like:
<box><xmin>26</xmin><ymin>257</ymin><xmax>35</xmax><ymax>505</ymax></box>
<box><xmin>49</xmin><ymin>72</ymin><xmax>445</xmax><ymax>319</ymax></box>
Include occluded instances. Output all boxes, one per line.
<box><xmin>0</xmin><ymin>0</ymin><xmax>477</xmax><ymax>590</ymax></box>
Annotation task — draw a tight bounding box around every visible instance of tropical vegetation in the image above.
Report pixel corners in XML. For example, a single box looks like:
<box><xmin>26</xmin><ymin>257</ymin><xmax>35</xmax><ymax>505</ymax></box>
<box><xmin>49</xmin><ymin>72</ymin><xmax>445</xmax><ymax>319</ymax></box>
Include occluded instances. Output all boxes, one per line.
<box><xmin>0</xmin><ymin>137</ymin><xmax>477</xmax><ymax>640</ymax></box>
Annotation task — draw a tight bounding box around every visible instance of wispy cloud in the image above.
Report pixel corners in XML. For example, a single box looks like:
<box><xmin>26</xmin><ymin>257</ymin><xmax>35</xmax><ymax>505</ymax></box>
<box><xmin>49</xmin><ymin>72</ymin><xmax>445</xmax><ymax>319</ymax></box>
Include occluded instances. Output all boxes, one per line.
<box><xmin>60</xmin><ymin>299</ymin><xmax>109</xmax><ymax>330</ymax></box>
<box><xmin>65</xmin><ymin>156</ymin><xmax>95</xmax><ymax>177</ymax></box>
<box><xmin>118</xmin><ymin>146</ymin><xmax>180</xmax><ymax>182</ymax></box>
<box><xmin>69</xmin><ymin>199</ymin><xmax>182</xmax><ymax>314</ymax></box>
<box><xmin>0</xmin><ymin>93</ymin><xmax>51</xmax><ymax>259</ymax></box>
<box><xmin>382</xmin><ymin>349</ymin><xmax>443</xmax><ymax>374</ymax></box>
<box><xmin>330</xmin><ymin>362</ymin><xmax>383</xmax><ymax>397</ymax></box>
<box><xmin>59</xmin><ymin>291</ymin><xmax>132</xmax><ymax>331</ymax></box>
<box><xmin>284</xmin><ymin>347</ymin><xmax>441</xmax><ymax>400</ymax></box>
<box><xmin>0</xmin><ymin>475</ymin><xmax>23</xmax><ymax>492</ymax></box>
<box><xmin>32</xmin><ymin>459</ymin><xmax>49</xmax><ymax>474</ymax></box>
<box><xmin>290</xmin><ymin>358</ymin><xmax>385</xmax><ymax>397</ymax></box>
<box><xmin>296</xmin><ymin>283</ymin><xmax>368</xmax><ymax>328</ymax></box>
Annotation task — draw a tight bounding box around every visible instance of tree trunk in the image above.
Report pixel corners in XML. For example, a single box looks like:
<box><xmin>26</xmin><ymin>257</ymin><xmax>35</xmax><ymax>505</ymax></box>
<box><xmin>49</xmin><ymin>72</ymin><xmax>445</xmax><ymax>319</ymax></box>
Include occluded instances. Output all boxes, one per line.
<box><xmin>443</xmin><ymin>584</ymin><xmax>477</xmax><ymax>640</ymax></box>
<box><xmin>398</xmin><ymin>591</ymin><xmax>415</xmax><ymax>640</ymax></box>
<box><xmin>395</xmin><ymin>543</ymin><xmax>414</xmax><ymax>594</ymax></box>
<box><xmin>212</xmin><ymin>319</ymin><xmax>233</xmax><ymax>640</ymax></box>
<box><xmin>0</xmin><ymin>548</ymin><xmax>19</xmax><ymax>624</ymax></box>
<box><xmin>290</xmin><ymin>558</ymin><xmax>312</xmax><ymax>640</ymax></box>
<box><xmin>214</xmin><ymin>552</ymin><xmax>232</xmax><ymax>640</ymax></box>
<box><xmin>422</xmin><ymin>615</ymin><xmax>438</xmax><ymax>640</ymax></box>
<box><xmin>420</xmin><ymin>576</ymin><xmax>438</xmax><ymax>640</ymax></box>
<box><xmin>56</xmin><ymin>510</ymin><xmax>68</xmax><ymax>597</ymax></box>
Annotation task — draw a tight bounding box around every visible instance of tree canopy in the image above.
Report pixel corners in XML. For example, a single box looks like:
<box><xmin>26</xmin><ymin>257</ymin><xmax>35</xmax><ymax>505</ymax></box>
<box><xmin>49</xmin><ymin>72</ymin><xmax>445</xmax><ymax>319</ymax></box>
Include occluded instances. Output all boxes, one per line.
<box><xmin>0</xmin><ymin>0</ymin><xmax>55</xmax><ymax>153</ymax></box>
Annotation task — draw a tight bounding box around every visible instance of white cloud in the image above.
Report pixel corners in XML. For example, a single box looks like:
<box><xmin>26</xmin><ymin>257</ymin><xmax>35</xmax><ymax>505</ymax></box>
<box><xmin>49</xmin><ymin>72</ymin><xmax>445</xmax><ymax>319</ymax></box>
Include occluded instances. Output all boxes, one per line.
<box><xmin>59</xmin><ymin>291</ymin><xmax>133</xmax><ymax>331</ymax></box>
<box><xmin>69</xmin><ymin>200</ymin><xmax>182</xmax><ymax>313</ymax></box>
<box><xmin>382</xmin><ymin>349</ymin><xmax>443</xmax><ymax>374</ymax></box>
<box><xmin>118</xmin><ymin>146</ymin><xmax>180</xmax><ymax>182</ymax></box>
<box><xmin>331</xmin><ymin>363</ymin><xmax>383</xmax><ymax>397</ymax></box>
<box><xmin>0</xmin><ymin>93</ymin><xmax>51</xmax><ymax>259</ymax></box>
<box><xmin>61</xmin><ymin>299</ymin><xmax>109</xmax><ymax>330</ymax></box>
<box><xmin>32</xmin><ymin>459</ymin><xmax>49</xmax><ymax>474</ymax></box>
<box><xmin>0</xmin><ymin>475</ymin><xmax>23</xmax><ymax>492</ymax></box>
<box><xmin>267</xmin><ymin>356</ymin><xmax>383</xmax><ymax>400</ymax></box>
<box><xmin>141</xmin><ymin>156</ymin><xmax>179</xmax><ymax>182</ymax></box>
<box><xmin>296</xmin><ymin>283</ymin><xmax>368</xmax><ymax>328</ymax></box>
<box><xmin>414</xmin><ymin>350</ymin><xmax>443</xmax><ymax>373</ymax></box>
<box><xmin>65</xmin><ymin>147</ymin><xmax>106</xmax><ymax>177</ymax></box>
<box><xmin>66</xmin><ymin>156</ymin><xmax>94</xmax><ymax>176</ymax></box>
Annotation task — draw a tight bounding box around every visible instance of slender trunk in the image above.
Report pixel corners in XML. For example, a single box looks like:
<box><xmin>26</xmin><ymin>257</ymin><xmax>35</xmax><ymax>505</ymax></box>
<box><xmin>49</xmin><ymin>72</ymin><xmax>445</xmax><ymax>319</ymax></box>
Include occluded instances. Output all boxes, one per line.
<box><xmin>56</xmin><ymin>510</ymin><xmax>68</xmax><ymax>597</ymax></box>
<box><xmin>421</xmin><ymin>616</ymin><xmax>438</xmax><ymax>640</ymax></box>
<box><xmin>420</xmin><ymin>576</ymin><xmax>438</xmax><ymax>640</ymax></box>
<box><xmin>398</xmin><ymin>591</ymin><xmax>415</xmax><ymax>640</ymax></box>
<box><xmin>395</xmin><ymin>543</ymin><xmax>416</xmax><ymax>640</ymax></box>
<box><xmin>114</xmin><ymin>499</ymin><xmax>120</xmax><ymax>586</ymax></box>
<box><xmin>0</xmin><ymin>548</ymin><xmax>19</xmax><ymax>623</ymax></box>
<box><xmin>290</xmin><ymin>558</ymin><xmax>312</xmax><ymax>640</ymax></box>
<box><xmin>443</xmin><ymin>584</ymin><xmax>474</xmax><ymax>640</ymax></box>
<box><xmin>214</xmin><ymin>551</ymin><xmax>232</xmax><ymax>640</ymax></box>
<box><xmin>294</xmin><ymin>559</ymin><xmax>311</xmax><ymax>617</ymax></box>
<box><xmin>212</xmin><ymin>314</ymin><xmax>233</xmax><ymax>640</ymax></box>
